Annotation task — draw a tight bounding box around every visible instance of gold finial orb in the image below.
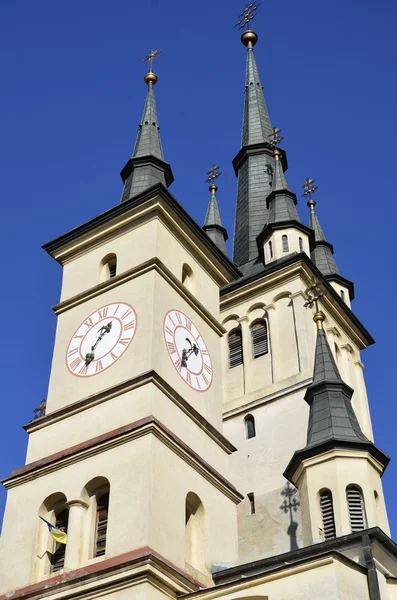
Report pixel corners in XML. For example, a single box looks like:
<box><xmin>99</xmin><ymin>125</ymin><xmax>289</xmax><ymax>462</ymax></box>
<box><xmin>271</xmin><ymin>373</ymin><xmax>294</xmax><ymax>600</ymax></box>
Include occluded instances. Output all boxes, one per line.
<box><xmin>209</xmin><ymin>183</ymin><xmax>218</xmax><ymax>193</ymax></box>
<box><xmin>307</xmin><ymin>198</ymin><xmax>316</xmax><ymax>210</ymax></box>
<box><xmin>241</xmin><ymin>30</ymin><xmax>258</xmax><ymax>47</ymax></box>
<box><xmin>144</xmin><ymin>71</ymin><xmax>158</xmax><ymax>85</ymax></box>
<box><xmin>313</xmin><ymin>311</ymin><xmax>325</xmax><ymax>330</ymax></box>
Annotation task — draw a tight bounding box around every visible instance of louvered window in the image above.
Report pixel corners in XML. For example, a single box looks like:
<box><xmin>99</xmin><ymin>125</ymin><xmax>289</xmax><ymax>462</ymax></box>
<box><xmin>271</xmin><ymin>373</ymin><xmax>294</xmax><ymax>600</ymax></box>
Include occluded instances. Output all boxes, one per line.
<box><xmin>245</xmin><ymin>415</ymin><xmax>256</xmax><ymax>439</ymax></box>
<box><xmin>228</xmin><ymin>328</ymin><xmax>243</xmax><ymax>368</ymax></box>
<box><xmin>282</xmin><ymin>235</ymin><xmax>289</xmax><ymax>252</ymax></box>
<box><xmin>251</xmin><ymin>321</ymin><xmax>268</xmax><ymax>358</ymax></box>
<box><xmin>347</xmin><ymin>487</ymin><xmax>366</xmax><ymax>532</ymax></box>
<box><xmin>50</xmin><ymin>508</ymin><xmax>68</xmax><ymax>572</ymax></box>
<box><xmin>95</xmin><ymin>493</ymin><xmax>109</xmax><ymax>557</ymax></box>
<box><xmin>320</xmin><ymin>490</ymin><xmax>336</xmax><ymax>540</ymax></box>
<box><xmin>108</xmin><ymin>260</ymin><xmax>117</xmax><ymax>278</ymax></box>
<box><xmin>299</xmin><ymin>237</ymin><xmax>304</xmax><ymax>252</ymax></box>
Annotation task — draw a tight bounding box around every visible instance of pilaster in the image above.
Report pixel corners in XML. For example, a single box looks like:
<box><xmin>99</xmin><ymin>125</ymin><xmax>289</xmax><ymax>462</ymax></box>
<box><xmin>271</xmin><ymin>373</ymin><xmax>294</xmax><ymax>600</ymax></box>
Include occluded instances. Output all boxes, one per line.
<box><xmin>64</xmin><ymin>500</ymin><xmax>89</xmax><ymax>571</ymax></box>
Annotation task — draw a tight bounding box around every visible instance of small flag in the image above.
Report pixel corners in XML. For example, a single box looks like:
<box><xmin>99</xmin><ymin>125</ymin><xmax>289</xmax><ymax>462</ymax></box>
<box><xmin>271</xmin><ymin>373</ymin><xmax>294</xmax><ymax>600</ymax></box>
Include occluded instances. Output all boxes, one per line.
<box><xmin>40</xmin><ymin>516</ymin><xmax>67</xmax><ymax>544</ymax></box>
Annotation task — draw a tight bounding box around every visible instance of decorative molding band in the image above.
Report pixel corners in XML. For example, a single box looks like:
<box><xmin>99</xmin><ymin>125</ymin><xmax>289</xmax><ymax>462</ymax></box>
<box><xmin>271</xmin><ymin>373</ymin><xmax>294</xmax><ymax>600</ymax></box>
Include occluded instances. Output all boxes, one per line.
<box><xmin>52</xmin><ymin>256</ymin><xmax>225</xmax><ymax>337</ymax></box>
<box><xmin>5</xmin><ymin>416</ymin><xmax>244</xmax><ymax>503</ymax></box>
<box><xmin>0</xmin><ymin>547</ymin><xmax>201</xmax><ymax>600</ymax></box>
<box><xmin>293</xmin><ymin>448</ymin><xmax>385</xmax><ymax>483</ymax></box>
<box><xmin>24</xmin><ymin>370</ymin><xmax>236</xmax><ymax>455</ymax></box>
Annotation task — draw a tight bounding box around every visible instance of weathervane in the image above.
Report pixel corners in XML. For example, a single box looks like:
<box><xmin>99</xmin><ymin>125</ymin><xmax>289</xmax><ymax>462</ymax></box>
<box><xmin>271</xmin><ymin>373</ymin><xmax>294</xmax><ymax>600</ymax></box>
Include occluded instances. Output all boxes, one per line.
<box><xmin>302</xmin><ymin>178</ymin><xmax>318</xmax><ymax>201</ymax></box>
<box><xmin>206</xmin><ymin>164</ymin><xmax>222</xmax><ymax>187</ymax></box>
<box><xmin>143</xmin><ymin>49</ymin><xmax>162</xmax><ymax>72</ymax></box>
<box><xmin>32</xmin><ymin>399</ymin><xmax>46</xmax><ymax>420</ymax></box>
<box><xmin>304</xmin><ymin>280</ymin><xmax>326</xmax><ymax>330</ymax></box>
<box><xmin>235</xmin><ymin>2</ymin><xmax>261</xmax><ymax>30</ymax></box>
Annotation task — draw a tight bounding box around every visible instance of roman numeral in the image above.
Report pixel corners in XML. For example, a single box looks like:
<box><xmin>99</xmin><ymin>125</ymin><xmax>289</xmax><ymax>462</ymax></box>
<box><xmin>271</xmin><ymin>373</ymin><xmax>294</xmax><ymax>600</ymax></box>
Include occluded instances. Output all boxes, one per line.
<box><xmin>98</xmin><ymin>307</ymin><xmax>108</xmax><ymax>319</ymax></box>
<box><xmin>83</xmin><ymin>317</ymin><xmax>94</xmax><ymax>329</ymax></box>
<box><xmin>176</xmin><ymin>312</ymin><xmax>182</xmax><ymax>324</ymax></box>
<box><xmin>79</xmin><ymin>363</ymin><xmax>89</xmax><ymax>375</ymax></box>
<box><xmin>196</xmin><ymin>377</ymin><xmax>201</xmax><ymax>390</ymax></box>
<box><xmin>95</xmin><ymin>360</ymin><xmax>104</xmax><ymax>373</ymax></box>
<box><xmin>168</xmin><ymin>314</ymin><xmax>175</xmax><ymax>326</ymax></box>
<box><xmin>110</xmin><ymin>352</ymin><xmax>118</xmax><ymax>361</ymax></box>
<box><xmin>123</xmin><ymin>320</ymin><xmax>135</xmax><ymax>331</ymax></box>
<box><xmin>185</xmin><ymin>317</ymin><xmax>192</xmax><ymax>331</ymax></box>
<box><xmin>121</xmin><ymin>309</ymin><xmax>132</xmax><ymax>321</ymax></box>
<box><xmin>201</xmin><ymin>349</ymin><xmax>208</xmax><ymax>356</ymax></box>
<box><xmin>74</xmin><ymin>334</ymin><xmax>84</xmax><ymax>340</ymax></box>
<box><xmin>69</xmin><ymin>357</ymin><xmax>82</xmax><ymax>372</ymax></box>
<box><xmin>119</xmin><ymin>338</ymin><xmax>130</xmax><ymax>347</ymax></box>
<box><xmin>202</xmin><ymin>373</ymin><xmax>209</xmax><ymax>386</ymax></box>
<box><xmin>167</xmin><ymin>342</ymin><xmax>177</xmax><ymax>355</ymax></box>
<box><xmin>174</xmin><ymin>358</ymin><xmax>182</xmax><ymax>372</ymax></box>
<box><xmin>204</xmin><ymin>363</ymin><xmax>212</xmax><ymax>375</ymax></box>
<box><xmin>68</xmin><ymin>348</ymin><xmax>79</xmax><ymax>357</ymax></box>
<box><xmin>113</xmin><ymin>305</ymin><xmax>120</xmax><ymax>315</ymax></box>
<box><xmin>165</xmin><ymin>326</ymin><xmax>173</xmax><ymax>337</ymax></box>
<box><xmin>186</xmin><ymin>371</ymin><xmax>191</xmax><ymax>386</ymax></box>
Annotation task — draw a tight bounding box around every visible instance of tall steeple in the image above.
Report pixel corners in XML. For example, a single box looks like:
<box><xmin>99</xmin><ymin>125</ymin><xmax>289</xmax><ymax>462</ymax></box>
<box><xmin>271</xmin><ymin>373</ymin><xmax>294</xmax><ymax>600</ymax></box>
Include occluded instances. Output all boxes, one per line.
<box><xmin>232</xmin><ymin>5</ymin><xmax>286</xmax><ymax>266</ymax></box>
<box><xmin>120</xmin><ymin>50</ymin><xmax>174</xmax><ymax>203</ymax></box>
<box><xmin>203</xmin><ymin>165</ymin><xmax>228</xmax><ymax>255</ymax></box>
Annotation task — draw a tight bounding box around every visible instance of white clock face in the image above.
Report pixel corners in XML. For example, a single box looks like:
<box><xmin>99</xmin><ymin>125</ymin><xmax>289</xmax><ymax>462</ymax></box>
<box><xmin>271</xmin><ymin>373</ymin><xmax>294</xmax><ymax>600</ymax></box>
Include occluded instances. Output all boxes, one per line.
<box><xmin>163</xmin><ymin>309</ymin><xmax>213</xmax><ymax>392</ymax></box>
<box><xmin>66</xmin><ymin>302</ymin><xmax>137</xmax><ymax>377</ymax></box>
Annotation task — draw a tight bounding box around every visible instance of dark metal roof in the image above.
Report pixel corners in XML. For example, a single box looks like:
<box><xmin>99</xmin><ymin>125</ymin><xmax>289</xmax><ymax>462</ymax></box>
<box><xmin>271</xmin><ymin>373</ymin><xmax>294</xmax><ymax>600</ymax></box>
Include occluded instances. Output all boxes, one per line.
<box><xmin>203</xmin><ymin>187</ymin><xmax>228</xmax><ymax>255</ymax></box>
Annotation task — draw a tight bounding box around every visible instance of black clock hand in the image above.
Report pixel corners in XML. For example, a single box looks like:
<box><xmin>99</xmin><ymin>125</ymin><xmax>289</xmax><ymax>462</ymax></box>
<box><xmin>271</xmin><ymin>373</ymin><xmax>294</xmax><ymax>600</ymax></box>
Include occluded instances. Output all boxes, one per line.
<box><xmin>181</xmin><ymin>338</ymin><xmax>199</xmax><ymax>368</ymax></box>
<box><xmin>85</xmin><ymin>321</ymin><xmax>113</xmax><ymax>364</ymax></box>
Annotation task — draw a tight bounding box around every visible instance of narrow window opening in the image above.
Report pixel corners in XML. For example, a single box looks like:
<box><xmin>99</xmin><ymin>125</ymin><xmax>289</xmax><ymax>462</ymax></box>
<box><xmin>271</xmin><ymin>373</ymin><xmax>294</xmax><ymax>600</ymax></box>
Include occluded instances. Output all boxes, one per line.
<box><xmin>100</xmin><ymin>253</ymin><xmax>117</xmax><ymax>282</ymax></box>
<box><xmin>340</xmin><ymin>290</ymin><xmax>345</xmax><ymax>302</ymax></box>
<box><xmin>245</xmin><ymin>414</ymin><xmax>256</xmax><ymax>439</ymax></box>
<box><xmin>95</xmin><ymin>492</ymin><xmax>109</xmax><ymax>557</ymax></box>
<box><xmin>248</xmin><ymin>492</ymin><xmax>255</xmax><ymax>515</ymax></box>
<box><xmin>228</xmin><ymin>327</ymin><xmax>243</xmax><ymax>368</ymax></box>
<box><xmin>251</xmin><ymin>321</ymin><xmax>268</xmax><ymax>358</ymax></box>
<box><xmin>268</xmin><ymin>241</ymin><xmax>273</xmax><ymax>259</ymax></box>
<box><xmin>50</xmin><ymin>508</ymin><xmax>69</xmax><ymax>572</ymax></box>
<box><xmin>347</xmin><ymin>486</ymin><xmax>366</xmax><ymax>532</ymax></box>
<box><xmin>320</xmin><ymin>490</ymin><xmax>336</xmax><ymax>540</ymax></box>
<box><xmin>282</xmin><ymin>234</ymin><xmax>289</xmax><ymax>252</ymax></box>
<box><xmin>299</xmin><ymin>237</ymin><xmax>304</xmax><ymax>252</ymax></box>
<box><xmin>185</xmin><ymin>492</ymin><xmax>205</xmax><ymax>570</ymax></box>
<box><xmin>182</xmin><ymin>263</ymin><xmax>194</xmax><ymax>292</ymax></box>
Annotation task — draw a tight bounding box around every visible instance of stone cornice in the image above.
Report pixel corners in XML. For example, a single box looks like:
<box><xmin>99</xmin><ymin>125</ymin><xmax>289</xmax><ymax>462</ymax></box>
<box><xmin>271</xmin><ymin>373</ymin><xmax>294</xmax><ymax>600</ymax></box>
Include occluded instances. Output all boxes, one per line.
<box><xmin>0</xmin><ymin>547</ymin><xmax>200</xmax><ymax>600</ymax></box>
<box><xmin>24</xmin><ymin>369</ymin><xmax>236</xmax><ymax>456</ymax></box>
<box><xmin>52</xmin><ymin>257</ymin><xmax>226</xmax><ymax>337</ymax></box>
<box><xmin>42</xmin><ymin>183</ymin><xmax>240</xmax><ymax>284</ymax></box>
<box><xmin>4</xmin><ymin>416</ymin><xmax>244</xmax><ymax>503</ymax></box>
<box><xmin>220</xmin><ymin>253</ymin><xmax>374</xmax><ymax>350</ymax></box>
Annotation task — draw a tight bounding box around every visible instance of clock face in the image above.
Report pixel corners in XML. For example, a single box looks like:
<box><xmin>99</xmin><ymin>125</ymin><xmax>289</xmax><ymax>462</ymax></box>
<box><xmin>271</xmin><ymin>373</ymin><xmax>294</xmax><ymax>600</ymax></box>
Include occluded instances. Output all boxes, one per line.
<box><xmin>163</xmin><ymin>309</ymin><xmax>213</xmax><ymax>392</ymax></box>
<box><xmin>66</xmin><ymin>302</ymin><xmax>137</xmax><ymax>377</ymax></box>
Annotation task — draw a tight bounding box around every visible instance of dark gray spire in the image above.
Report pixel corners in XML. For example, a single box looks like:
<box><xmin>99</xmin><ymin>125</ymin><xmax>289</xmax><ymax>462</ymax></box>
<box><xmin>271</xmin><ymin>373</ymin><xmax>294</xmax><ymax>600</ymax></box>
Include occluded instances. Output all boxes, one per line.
<box><xmin>203</xmin><ymin>184</ymin><xmax>228</xmax><ymax>255</ymax></box>
<box><xmin>232</xmin><ymin>30</ymin><xmax>281</xmax><ymax>266</ymax></box>
<box><xmin>308</xmin><ymin>199</ymin><xmax>340</xmax><ymax>277</ymax></box>
<box><xmin>120</xmin><ymin>71</ymin><xmax>173</xmax><ymax>203</ymax></box>
<box><xmin>284</xmin><ymin>317</ymin><xmax>389</xmax><ymax>481</ymax></box>
<box><xmin>267</xmin><ymin>153</ymin><xmax>300</xmax><ymax>224</ymax></box>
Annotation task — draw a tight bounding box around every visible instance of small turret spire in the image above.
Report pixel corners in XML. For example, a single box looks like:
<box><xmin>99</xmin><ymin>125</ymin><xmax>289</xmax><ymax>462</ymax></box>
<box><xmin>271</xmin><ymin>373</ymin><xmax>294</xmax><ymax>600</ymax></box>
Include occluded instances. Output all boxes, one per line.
<box><xmin>266</xmin><ymin>129</ymin><xmax>300</xmax><ymax>224</ymax></box>
<box><xmin>203</xmin><ymin>165</ymin><xmax>228</xmax><ymax>255</ymax></box>
<box><xmin>120</xmin><ymin>49</ymin><xmax>174</xmax><ymax>203</ymax></box>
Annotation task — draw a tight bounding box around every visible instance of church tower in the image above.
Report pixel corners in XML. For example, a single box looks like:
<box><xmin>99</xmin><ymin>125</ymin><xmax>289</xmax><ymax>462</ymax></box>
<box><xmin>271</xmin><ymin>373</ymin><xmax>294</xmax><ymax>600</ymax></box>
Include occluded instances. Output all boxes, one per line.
<box><xmin>1</xmin><ymin>5</ymin><xmax>397</xmax><ymax>600</ymax></box>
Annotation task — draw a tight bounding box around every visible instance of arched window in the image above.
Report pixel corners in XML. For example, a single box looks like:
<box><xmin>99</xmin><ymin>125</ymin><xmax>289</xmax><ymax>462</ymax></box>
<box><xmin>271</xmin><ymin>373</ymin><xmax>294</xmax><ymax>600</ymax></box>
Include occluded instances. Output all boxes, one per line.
<box><xmin>299</xmin><ymin>237</ymin><xmax>304</xmax><ymax>253</ymax></box>
<box><xmin>247</xmin><ymin>492</ymin><xmax>255</xmax><ymax>514</ymax></box>
<box><xmin>185</xmin><ymin>492</ymin><xmax>205</xmax><ymax>571</ymax></box>
<box><xmin>228</xmin><ymin>327</ymin><xmax>243</xmax><ymax>368</ymax></box>
<box><xmin>340</xmin><ymin>290</ymin><xmax>345</xmax><ymax>302</ymax></box>
<box><xmin>100</xmin><ymin>253</ymin><xmax>117</xmax><ymax>282</ymax></box>
<box><xmin>268</xmin><ymin>241</ymin><xmax>273</xmax><ymax>259</ymax></box>
<box><xmin>282</xmin><ymin>234</ymin><xmax>289</xmax><ymax>252</ymax></box>
<box><xmin>347</xmin><ymin>486</ymin><xmax>367</xmax><ymax>532</ymax></box>
<box><xmin>50</xmin><ymin>508</ymin><xmax>69</xmax><ymax>572</ymax></box>
<box><xmin>265</xmin><ymin>163</ymin><xmax>274</xmax><ymax>187</ymax></box>
<box><xmin>182</xmin><ymin>263</ymin><xmax>194</xmax><ymax>292</ymax></box>
<box><xmin>251</xmin><ymin>321</ymin><xmax>268</xmax><ymax>358</ymax></box>
<box><xmin>95</xmin><ymin>491</ymin><xmax>109</xmax><ymax>557</ymax></box>
<box><xmin>320</xmin><ymin>489</ymin><xmax>336</xmax><ymax>540</ymax></box>
<box><xmin>245</xmin><ymin>414</ymin><xmax>256</xmax><ymax>439</ymax></box>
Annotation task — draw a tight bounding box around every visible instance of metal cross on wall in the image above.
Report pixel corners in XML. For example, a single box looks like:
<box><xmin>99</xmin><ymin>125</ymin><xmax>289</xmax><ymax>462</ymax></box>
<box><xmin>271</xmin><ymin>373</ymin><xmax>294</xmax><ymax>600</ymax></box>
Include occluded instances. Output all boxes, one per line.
<box><xmin>143</xmin><ymin>49</ymin><xmax>162</xmax><ymax>72</ymax></box>
<box><xmin>33</xmin><ymin>399</ymin><xmax>46</xmax><ymax>420</ymax></box>
<box><xmin>234</xmin><ymin>2</ymin><xmax>261</xmax><ymax>30</ymax></box>
<box><xmin>206</xmin><ymin>164</ymin><xmax>222</xmax><ymax>184</ymax></box>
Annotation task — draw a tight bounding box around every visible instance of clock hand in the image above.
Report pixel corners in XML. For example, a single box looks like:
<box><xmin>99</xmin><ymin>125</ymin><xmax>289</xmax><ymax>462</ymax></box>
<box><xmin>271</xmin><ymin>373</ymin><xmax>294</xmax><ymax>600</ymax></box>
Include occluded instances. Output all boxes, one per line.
<box><xmin>85</xmin><ymin>321</ymin><xmax>113</xmax><ymax>364</ymax></box>
<box><xmin>181</xmin><ymin>338</ymin><xmax>199</xmax><ymax>368</ymax></box>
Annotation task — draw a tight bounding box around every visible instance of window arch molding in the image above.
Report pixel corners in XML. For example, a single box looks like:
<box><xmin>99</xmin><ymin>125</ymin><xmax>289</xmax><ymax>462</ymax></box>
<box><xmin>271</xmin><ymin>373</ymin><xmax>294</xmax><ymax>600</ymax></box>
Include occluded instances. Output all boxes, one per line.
<box><xmin>185</xmin><ymin>492</ymin><xmax>205</xmax><ymax>571</ymax></box>
<box><xmin>100</xmin><ymin>253</ymin><xmax>117</xmax><ymax>282</ymax></box>
<box><xmin>244</xmin><ymin>414</ymin><xmax>256</xmax><ymax>439</ymax></box>
<box><xmin>319</xmin><ymin>488</ymin><xmax>336</xmax><ymax>540</ymax></box>
<box><xmin>81</xmin><ymin>476</ymin><xmax>111</xmax><ymax>560</ymax></box>
<box><xmin>250</xmin><ymin>318</ymin><xmax>269</xmax><ymax>359</ymax></box>
<box><xmin>38</xmin><ymin>492</ymin><xmax>69</xmax><ymax>575</ymax></box>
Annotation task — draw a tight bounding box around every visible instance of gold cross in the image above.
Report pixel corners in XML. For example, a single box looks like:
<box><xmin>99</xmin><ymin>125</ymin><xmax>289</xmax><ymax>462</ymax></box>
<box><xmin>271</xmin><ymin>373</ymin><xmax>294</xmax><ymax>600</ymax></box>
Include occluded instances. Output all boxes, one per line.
<box><xmin>302</xmin><ymin>177</ymin><xmax>318</xmax><ymax>199</ymax></box>
<box><xmin>268</xmin><ymin>127</ymin><xmax>284</xmax><ymax>148</ymax></box>
<box><xmin>206</xmin><ymin>164</ymin><xmax>222</xmax><ymax>184</ymax></box>
<box><xmin>235</xmin><ymin>2</ymin><xmax>261</xmax><ymax>30</ymax></box>
<box><xmin>143</xmin><ymin>49</ymin><xmax>162</xmax><ymax>72</ymax></box>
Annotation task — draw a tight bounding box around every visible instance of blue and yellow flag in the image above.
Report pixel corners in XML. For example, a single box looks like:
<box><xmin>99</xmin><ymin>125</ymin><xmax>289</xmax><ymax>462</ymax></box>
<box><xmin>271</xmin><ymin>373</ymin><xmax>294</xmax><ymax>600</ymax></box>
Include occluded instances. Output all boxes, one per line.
<box><xmin>40</xmin><ymin>516</ymin><xmax>67</xmax><ymax>544</ymax></box>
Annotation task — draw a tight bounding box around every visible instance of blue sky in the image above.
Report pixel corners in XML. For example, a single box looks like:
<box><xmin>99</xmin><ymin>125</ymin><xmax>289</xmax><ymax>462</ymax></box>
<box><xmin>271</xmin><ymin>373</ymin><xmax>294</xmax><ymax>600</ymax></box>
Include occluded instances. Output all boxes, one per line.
<box><xmin>0</xmin><ymin>0</ymin><xmax>396</xmax><ymax>538</ymax></box>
